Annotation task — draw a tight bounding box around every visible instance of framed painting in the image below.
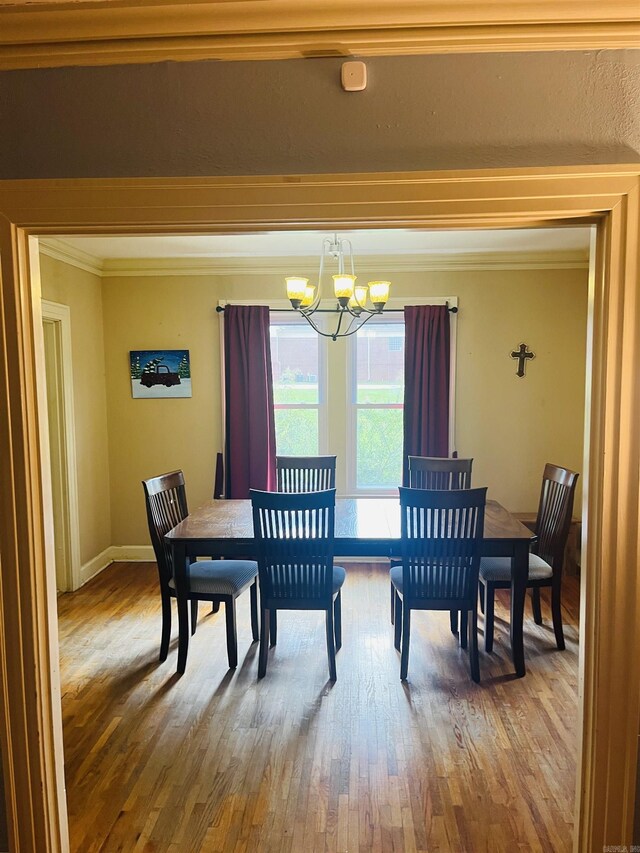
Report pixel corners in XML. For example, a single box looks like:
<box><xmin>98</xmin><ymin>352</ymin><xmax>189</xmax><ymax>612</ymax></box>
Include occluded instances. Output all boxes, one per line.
<box><xmin>129</xmin><ymin>349</ymin><xmax>192</xmax><ymax>398</ymax></box>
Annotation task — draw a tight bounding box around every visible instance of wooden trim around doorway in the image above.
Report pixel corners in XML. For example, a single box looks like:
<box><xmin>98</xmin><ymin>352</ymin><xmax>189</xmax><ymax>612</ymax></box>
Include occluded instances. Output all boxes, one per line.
<box><xmin>0</xmin><ymin>166</ymin><xmax>639</xmax><ymax>852</ymax></box>
<box><xmin>0</xmin><ymin>1</ymin><xmax>639</xmax><ymax>69</ymax></box>
<box><xmin>41</xmin><ymin>299</ymin><xmax>81</xmax><ymax>593</ymax></box>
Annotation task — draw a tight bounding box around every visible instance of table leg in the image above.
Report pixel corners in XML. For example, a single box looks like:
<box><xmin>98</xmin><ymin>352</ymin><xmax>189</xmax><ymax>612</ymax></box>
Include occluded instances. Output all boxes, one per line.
<box><xmin>510</xmin><ymin>541</ymin><xmax>528</xmax><ymax>677</ymax></box>
<box><xmin>172</xmin><ymin>541</ymin><xmax>189</xmax><ymax>675</ymax></box>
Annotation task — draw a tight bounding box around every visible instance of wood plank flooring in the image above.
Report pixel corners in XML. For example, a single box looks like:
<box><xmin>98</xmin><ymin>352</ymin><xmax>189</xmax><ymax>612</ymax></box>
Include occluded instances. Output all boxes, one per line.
<box><xmin>57</xmin><ymin>562</ymin><xmax>579</xmax><ymax>852</ymax></box>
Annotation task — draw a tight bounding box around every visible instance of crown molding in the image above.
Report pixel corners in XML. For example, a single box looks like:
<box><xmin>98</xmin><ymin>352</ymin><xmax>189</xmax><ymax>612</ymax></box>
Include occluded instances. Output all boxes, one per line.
<box><xmin>38</xmin><ymin>237</ymin><xmax>104</xmax><ymax>277</ymax></box>
<box><xmin>99</xmin><ymin>250</ymin><xmax>588</xmax><ymax>277</ymax></box>
<box><xmin>0</xmin><ymin>1</ymin><xmax>639</xmax><ymax>69</ymax></box>
<box><xmin>38</xmin><ymin>238</ymin><xmax>588</xmax><ymax>277</ymax></box>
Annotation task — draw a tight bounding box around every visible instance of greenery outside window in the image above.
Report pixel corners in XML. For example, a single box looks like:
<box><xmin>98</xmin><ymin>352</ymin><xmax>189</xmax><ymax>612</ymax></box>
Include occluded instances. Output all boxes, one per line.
<box><xmin>348</xmin><ymin>319</ymin><xmax>405</xmax><ymax>493</ymax></box>
<box><xmin>270</xmin><ymin>317</ymin><xmax>324</xmax><ymax>456</ymax></box>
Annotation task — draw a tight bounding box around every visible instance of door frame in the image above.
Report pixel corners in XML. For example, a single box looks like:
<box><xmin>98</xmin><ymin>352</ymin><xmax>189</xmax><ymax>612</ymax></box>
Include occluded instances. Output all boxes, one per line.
<box><xmin>41</xmin><ymin>299</ymin><xmax>81</xmax><ymax>592</ymax></box>
<box><xmin>1</xmin><ymin>0</ymin><xmax>639</xmax><ymax>69</ymax></box>
<box><xmin>0</xmin><ymin>166</ymin><xmax>638</xmax><ymax>852</ymax></box>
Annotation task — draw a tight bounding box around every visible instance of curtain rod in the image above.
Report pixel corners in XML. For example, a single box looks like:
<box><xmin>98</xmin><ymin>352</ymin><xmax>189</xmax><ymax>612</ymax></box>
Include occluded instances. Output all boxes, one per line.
<box><xmin>216</xmin><ymin>304</ymin><xmax>458</xmax><ymax>314</ymax></box>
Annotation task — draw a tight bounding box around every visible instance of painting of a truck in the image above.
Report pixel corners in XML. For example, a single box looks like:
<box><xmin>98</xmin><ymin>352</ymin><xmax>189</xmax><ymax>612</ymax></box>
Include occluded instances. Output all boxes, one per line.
<box><xmin>130</xmin><ymin>350</ymin><xmax>192</xmax><ymax>398</ymax></box>
<box><xmin>140</xmin><ymin>364</ymin><xmax>181</xmax><ymax>388</ymax></box>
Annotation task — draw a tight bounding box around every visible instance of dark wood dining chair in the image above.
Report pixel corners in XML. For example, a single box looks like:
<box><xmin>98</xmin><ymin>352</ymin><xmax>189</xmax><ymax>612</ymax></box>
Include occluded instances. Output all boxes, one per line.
<box><xmin>276</xmin><ymin>455</ymin><xmax>337</xmax><ymax>493</ymax></box>
<box><xmin>392</xmin><ymin>455</ymin><xmax>474</xmax><ymax>635</ymax></box>
<box><xmin>250</xmin><ymin>487</ymin><xmax>345</xmax><ymax>681</ymax></box>
<box><xmin>391</xmin><ymin>486</ymin><xmax>487</xmax><ymax>682</ymax></box>
<box><xmin>479</xmin><ymin>463</ymin><xmax>579</xmax><ymax>652</ymax></box>
<box><xmin>407</xmin><ymin>455</ymin><xmax>473</xmax><ymax>490</ymax></box>
<box><xmin>142</xmin><ymin>470</ymin><xmax>259</xmax><ymax>669</ymax></box>
<box><xmin>271</xmin><ymin>455</ymin><xmax>338</xmax><ymax>646</ymax></box>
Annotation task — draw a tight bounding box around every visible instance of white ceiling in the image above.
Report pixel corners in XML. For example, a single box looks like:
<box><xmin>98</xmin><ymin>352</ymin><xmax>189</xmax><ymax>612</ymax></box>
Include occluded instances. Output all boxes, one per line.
<box><xmin>54</xmin><ymin>227</ymin><xmax>591</xmax><ymax>261</ymax></box>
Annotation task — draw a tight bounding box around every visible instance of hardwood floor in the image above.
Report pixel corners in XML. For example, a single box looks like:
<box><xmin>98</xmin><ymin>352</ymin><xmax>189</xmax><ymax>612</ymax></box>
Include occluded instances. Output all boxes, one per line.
<box><xmin>58</xmin><ymin>562</ymin><xmax>579</xmax><ymax>852</ymax></box>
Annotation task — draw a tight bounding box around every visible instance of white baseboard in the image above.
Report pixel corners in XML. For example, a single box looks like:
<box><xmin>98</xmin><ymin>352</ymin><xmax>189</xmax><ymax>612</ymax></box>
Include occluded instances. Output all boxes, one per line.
<box><xmin>79</xmin><ymin>544</ymin><xmax>155</xmax><ymax>587</ymax></box>
<box><xmin>79</xmin><ymin>547</ymin><xmax>113</xmax><ymax>586</ymax></box>
<box><xmin>77</xmin><ymin>546</ymin><xmax>385</xmax><ymax>588</ymax></box>
<box><xmin>110</xmin><ymin>544</ymin><xmax>155</xmax><ymax>563</ymax></box>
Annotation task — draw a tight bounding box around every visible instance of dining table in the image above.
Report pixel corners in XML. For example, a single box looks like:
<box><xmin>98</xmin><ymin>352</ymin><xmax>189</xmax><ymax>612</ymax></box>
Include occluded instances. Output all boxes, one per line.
<box><xmin>166</xmin><ymin>497</ymin><xmax>535</xmax><ymax>677</ymax></box>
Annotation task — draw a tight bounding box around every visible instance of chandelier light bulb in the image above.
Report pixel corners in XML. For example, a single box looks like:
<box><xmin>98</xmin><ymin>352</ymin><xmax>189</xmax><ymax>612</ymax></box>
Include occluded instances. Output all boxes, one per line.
<box><xmin>333</xmin><ymin>274</ymin><xmax>356</xmax><ymax>307</ymax></box>
<box><xmin>368</xmin><ymin>280</ymin><xmax>391</xmax><ymax>310</ymax></box>
<box><xmin>300</xmin><ymin>284</ymin><xmax>315</xmax><ymax>309</ymax></box>
<box><xmin>348</xmin><ymin>285</ymin><xmax>369</xmax><ymax>315</ymax></box>
<box><xmin>286</xmin><ymin>276</ymin><xmax>309</xmax><ymax>309</ymax></box>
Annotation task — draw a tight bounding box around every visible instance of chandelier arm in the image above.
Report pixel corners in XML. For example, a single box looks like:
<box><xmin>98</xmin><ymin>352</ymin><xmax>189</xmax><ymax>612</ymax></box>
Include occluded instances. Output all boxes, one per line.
<box><xmin>296</xmin><ymin>304</ymin><xmax>354</xmax><ymax>339</ymax></box>
<box><xmin>301</xmin><ymin>297</ymin><xmax>321</xmax><ymax>316</ymax></box>
<box><xmin>345</xmin><ymin>239</ymin><xmax>354</xmax><ymax>277</ymax></box>
<box><xmin>297</xmin><ymin>310</ymin><xmax>333</xmax><ymax>337</ymax></box>
<box><xmin>331</xmin><ymin>308</ymin><xmax>347</xmax><ymax>340</ymax></box>
<box><xmin>300</xmin><ymin>312</ymin><xmax>352</xmax><ymax>339</ymax></box>
<box><xmin>303</xmin><ymin>241</ymin><xmax>328</xmax><ymax>315</ymax></box>
<box><xmin>343</xmin><ymin>314</ymin><xmax>362</xmax><ymax>336</ymax></box>
<box><xmin>346</xmin><ymin>304</ymin><xmax>381</xmax><ymax>319</ymax></box>
<box><xmin>337</xmin><ymin>311</ymin><xmax>378</xmax><ymax>338</ymax></box>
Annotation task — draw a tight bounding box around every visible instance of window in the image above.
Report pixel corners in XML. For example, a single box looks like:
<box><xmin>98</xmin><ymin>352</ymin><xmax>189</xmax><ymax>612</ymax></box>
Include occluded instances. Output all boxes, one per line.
<box><xmin>268</xmin><ymin>302</ymin><xmax>452</xmax><ymax>496</ymax></box>
<box><xmin>350</xmin><ymin>321</ymin><xmax>405</xmax><ymax>491</ymax></box>
<box><xmin>270</xmin><ymin>319</ymin><xmax>323</xmax><ymax>456</ymax></box>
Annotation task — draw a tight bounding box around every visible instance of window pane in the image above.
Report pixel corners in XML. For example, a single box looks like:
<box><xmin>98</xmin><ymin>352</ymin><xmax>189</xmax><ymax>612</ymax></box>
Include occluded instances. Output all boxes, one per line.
<box><xmin>356</xmin><ymin>408</ymin><xmax>403</xmax><ymax>488</ymax></box>
<box><xmin>356</xmin><ymin>323</ymin><xmax>404</xmax><ymax>404</ymax></box>
<box><xmin>271</xmin><ymin>324</ymin><xmax>319</xmax><ymax>404</ymax></box>
<box><xmin>274</xmin><ymin>408</ymin><xmax>319</xmax><ymax>456</ymax></box>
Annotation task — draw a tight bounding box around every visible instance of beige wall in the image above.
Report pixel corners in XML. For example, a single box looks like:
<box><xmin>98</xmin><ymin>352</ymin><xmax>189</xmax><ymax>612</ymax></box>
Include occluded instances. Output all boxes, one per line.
<box><xmin>101</xmin><ymin>263</ymin><xmax>587</xmax><ymax>546</ymax></box>
<box><xmin>0</xmin><ymin>51</ymin><xmax>638</xmax><ymax>179</ymax></box>
<box><xmin>40</xmin><ymin>255</ymin><xmax>112</xmax><ymax>566</ymax></box>
<box><xmin>102</xmin><ymin>275</ymin><xmax>224</xmax><ymax>545</ymax></box>
<box><xmin>443</xmin><ymin>268</ymin><xmax>587</xmax><ymax>513</ymax></box>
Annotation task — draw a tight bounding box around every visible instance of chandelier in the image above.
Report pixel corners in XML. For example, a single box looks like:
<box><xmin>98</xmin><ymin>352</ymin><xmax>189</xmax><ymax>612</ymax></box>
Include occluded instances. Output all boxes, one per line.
<box><xmin>285</xmin><ymin>234</ymin><xmax>390</xmax><ymax>340</ymax></box>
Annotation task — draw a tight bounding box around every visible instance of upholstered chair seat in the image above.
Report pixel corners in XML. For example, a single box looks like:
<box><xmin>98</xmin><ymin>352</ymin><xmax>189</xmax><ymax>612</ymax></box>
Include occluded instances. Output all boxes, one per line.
<box><xmin>479</xmin><ymin>554</ymin><xmax>552</xmax><ymax>584</ymax></box>
<box><xmin>478</xmin><ymin>463</ymin><xmax>579</xmax><ymax>654</ymax></box>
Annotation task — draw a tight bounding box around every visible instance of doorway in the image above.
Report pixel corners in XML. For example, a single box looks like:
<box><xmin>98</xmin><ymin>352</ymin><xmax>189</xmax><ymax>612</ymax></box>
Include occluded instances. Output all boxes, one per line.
<box><xmin>41</xmin><ymin>300</ymin><xmax>81</xmax><ymax>593</ymax></box>
<box><xmin>0</xmin><ymin>167</ymin><xmax>638</xmax><ymax>852</ymax></box>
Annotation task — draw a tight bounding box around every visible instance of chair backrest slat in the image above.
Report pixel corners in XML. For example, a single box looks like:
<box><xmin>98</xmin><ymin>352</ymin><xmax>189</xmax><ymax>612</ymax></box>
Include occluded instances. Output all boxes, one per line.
<box><xmin>251</xmin><ymin>488</ymin><xmax>336</xmax><ymax>602</ymax></box>
<box><xmin>142</xmin><ymin>470</ymin><xmax>188</xmax><ymax>588</ymax></box>
<box><xmin>399</xmin><ymin>486</ymin><xmax>487</xmax><ymax>604</ymax></box>
<box><xmin>276</xmin><ymin>455</ymin><xmax>337</xmax><ymax>492</ymax></box>
<box><xmin>408</xmin><ymin>456</ymin><xmax>473</xmax><ymax>490</ymax></box>
<box><xmin>534</xmin><ymin>463</ymin><xmax>579</xmax><ymax>569</ymax></box>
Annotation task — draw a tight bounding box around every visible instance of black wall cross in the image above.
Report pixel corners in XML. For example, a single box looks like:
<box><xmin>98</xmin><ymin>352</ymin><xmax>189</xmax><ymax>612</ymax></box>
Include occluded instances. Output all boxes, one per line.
<box><xmin>510</xmin><ymin>343</ymin><xmax>535</xmax><ymax>377</ymax></box>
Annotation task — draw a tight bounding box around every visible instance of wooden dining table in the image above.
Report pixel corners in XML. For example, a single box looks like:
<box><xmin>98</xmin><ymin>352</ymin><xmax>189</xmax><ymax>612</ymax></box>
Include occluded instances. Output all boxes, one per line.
<box><xmin>166</xmin><ymin>497</ymin><xmax>534</xmax><ymax>677</ymax></box>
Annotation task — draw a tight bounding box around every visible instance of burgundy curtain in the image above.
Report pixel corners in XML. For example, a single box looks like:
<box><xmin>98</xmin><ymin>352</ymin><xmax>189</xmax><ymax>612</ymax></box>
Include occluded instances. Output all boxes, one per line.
<box><xmin>224</xmin><ymin>305</ymin><xmax>276</xmax><ymax>497</ymax></box>
<box><xmin>402</xmin><ymin>305</ymin><xmax>450</xmax><ymax>484</ymax></box>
